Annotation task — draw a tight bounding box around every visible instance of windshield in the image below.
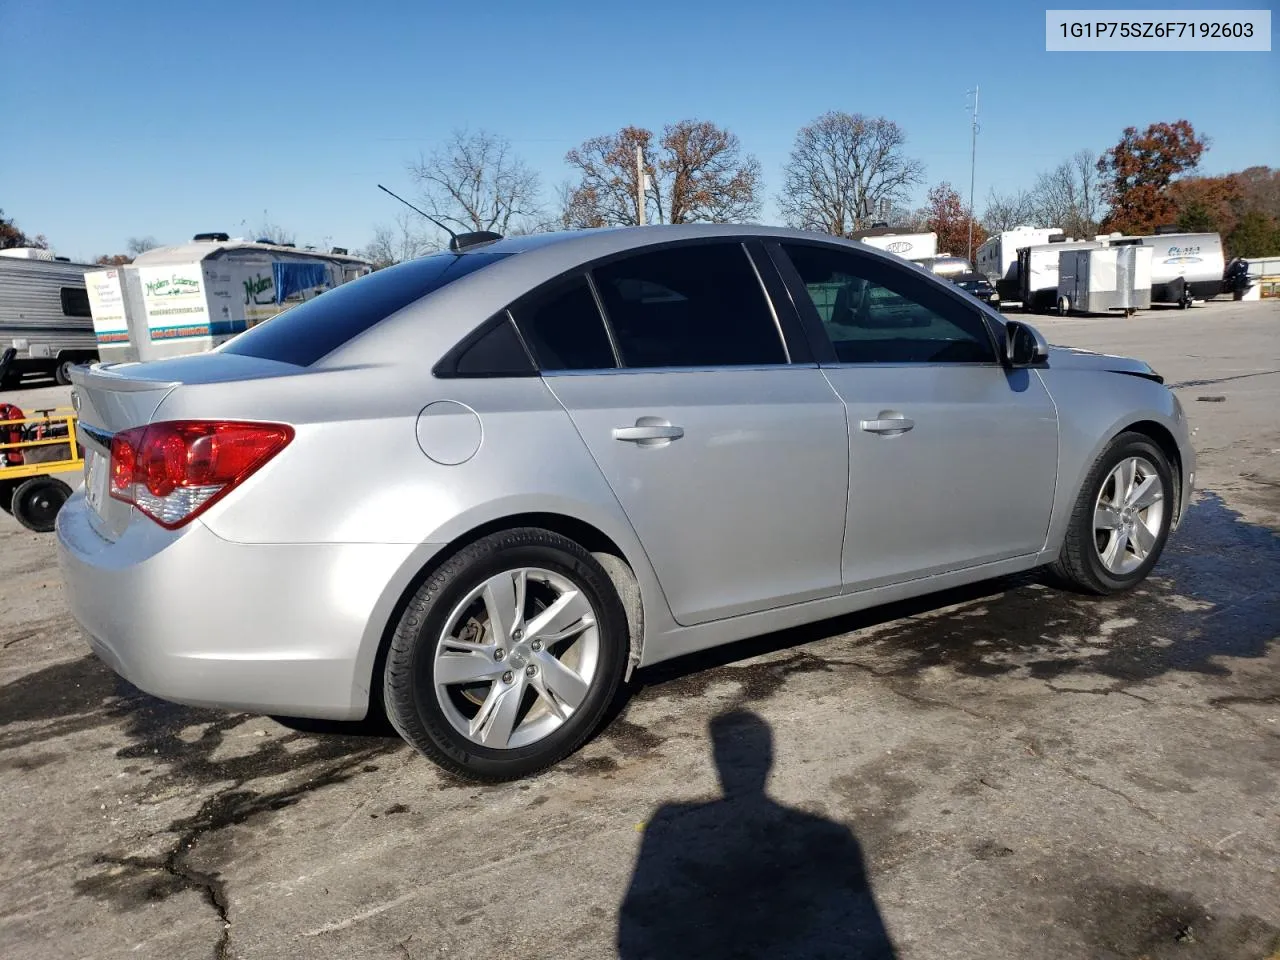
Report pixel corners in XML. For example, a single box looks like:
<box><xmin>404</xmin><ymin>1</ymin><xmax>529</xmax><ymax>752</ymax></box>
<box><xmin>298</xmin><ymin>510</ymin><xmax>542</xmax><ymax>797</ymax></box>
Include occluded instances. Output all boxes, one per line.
<box><xmin>219</xmin><ymin>251</ymin><xmax>508</xmax><ymax>366</ymax></box>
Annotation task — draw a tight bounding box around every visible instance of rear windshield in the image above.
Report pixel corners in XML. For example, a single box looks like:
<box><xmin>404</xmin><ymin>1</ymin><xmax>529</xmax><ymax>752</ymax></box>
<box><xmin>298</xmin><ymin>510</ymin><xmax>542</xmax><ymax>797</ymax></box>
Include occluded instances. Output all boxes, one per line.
<box><xmin>220</xmin><ymin>251</ymin><xmax>508</xmax><ymax>366</ymax></box>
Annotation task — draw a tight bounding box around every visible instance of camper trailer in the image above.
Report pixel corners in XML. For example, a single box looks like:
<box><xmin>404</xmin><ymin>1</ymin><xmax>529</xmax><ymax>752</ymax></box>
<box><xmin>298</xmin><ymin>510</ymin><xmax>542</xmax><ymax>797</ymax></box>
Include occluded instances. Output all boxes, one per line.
<box><xmin>1124</xmin><ymin>232</ymin><xmax>1225</xmax><ymax>307</ymax></box>
<box><xmin>85</xmin><ymin>234</ymin><xmax>373</xmax><ymax>363</ymax></box>
<box><xmin>975</xmin><ymin>227</ymin><xmax>1064</xmax><ymax>300</ymax></box>
<box><xmin>1018</xmin><ymin>239</ymin><xmax>1105</xmax><ymax>312</ymax></box>
<box><xmin>0</xmin><ymin>250</ymin><xmax>100</xmax><ymax>387</ymax></box>
<box><xmin>850</xmin><ymin>227</ymin><xmax>939</xmax><ymax>262</ymax></box>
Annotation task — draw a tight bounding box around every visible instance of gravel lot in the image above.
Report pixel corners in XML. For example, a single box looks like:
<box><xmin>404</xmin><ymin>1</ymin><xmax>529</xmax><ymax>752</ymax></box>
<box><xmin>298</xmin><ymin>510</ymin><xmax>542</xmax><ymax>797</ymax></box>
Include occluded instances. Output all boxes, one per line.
<box><xmin>2</xmin><ymin>299</ymin><xmax>1277</xmax><ymax>960</ymax></box>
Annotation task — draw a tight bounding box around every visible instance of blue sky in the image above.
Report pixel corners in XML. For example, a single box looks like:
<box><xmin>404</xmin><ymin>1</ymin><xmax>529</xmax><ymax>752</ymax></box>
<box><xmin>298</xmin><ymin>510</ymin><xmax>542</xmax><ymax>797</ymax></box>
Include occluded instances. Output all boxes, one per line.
<box><xmin>2</xmin><ymin>0</ymin><xmax>1275</xmax><ymax>262</ymax></box>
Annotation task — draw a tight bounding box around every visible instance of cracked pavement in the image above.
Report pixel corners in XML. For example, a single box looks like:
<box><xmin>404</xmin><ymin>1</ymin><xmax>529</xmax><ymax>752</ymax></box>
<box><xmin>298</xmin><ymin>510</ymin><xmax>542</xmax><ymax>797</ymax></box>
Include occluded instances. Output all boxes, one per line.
<box><xmin>1</xmin><ymin>300</ymin><xmax>1277</xmax><ymax>959</ymax></box>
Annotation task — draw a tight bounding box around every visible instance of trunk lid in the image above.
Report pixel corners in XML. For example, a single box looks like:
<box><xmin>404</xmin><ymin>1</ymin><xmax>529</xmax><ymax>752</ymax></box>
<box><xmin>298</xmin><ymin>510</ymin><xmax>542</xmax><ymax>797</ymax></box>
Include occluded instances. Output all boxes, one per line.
<box><xmin>68</xmin><ymin>354</ymin><xmax>301</xmax><ymax>540</ymax></box>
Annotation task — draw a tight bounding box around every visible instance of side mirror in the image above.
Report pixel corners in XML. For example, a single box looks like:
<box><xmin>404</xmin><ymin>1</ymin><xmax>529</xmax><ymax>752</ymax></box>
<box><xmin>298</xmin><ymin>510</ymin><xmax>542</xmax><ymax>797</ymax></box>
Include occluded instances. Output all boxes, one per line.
<box><xmin>1004</xmin><ymin>320</ymin><xmax>1048</xmax><ymax>368</ymax></box>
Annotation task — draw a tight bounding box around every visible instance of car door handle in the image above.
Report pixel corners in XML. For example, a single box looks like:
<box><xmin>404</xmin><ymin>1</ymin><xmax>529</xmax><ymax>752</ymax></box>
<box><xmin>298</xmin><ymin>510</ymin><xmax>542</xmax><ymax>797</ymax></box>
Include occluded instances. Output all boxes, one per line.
<box><xmin>859</xmin><ymin>416</ymin><xmax>915</xmax><ymax>435</ymax></box>
<box><xmin>613</xmin><ymin>422</ymin><xmax>684</xmax><ymax>444</ymax></box>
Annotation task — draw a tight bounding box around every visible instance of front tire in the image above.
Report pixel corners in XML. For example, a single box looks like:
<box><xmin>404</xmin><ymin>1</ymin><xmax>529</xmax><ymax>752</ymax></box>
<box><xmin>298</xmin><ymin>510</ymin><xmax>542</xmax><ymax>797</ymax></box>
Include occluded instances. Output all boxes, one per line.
<box><xmin>383</xmin><ymin>528</ymin><xmax>629</xmax><ymax>781</ymax></box>
<box><xmin>1049</xmin><ymin>432</ymin><xmax>1174</xmax><ymax>595</ymax></box>
<box><xmin>54</xmin><ymin>358</ymin><xmax>76</xmax><ymax>386</ymax></box>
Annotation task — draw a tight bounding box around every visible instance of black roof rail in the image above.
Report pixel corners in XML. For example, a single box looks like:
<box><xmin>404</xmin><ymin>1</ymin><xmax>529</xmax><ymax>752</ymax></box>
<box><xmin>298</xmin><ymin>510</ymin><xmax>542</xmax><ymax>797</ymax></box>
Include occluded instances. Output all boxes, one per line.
<box><xmin>194</xmin><ymin>232</ymin><xmax>230</xmax><ymax>242</ymax></box>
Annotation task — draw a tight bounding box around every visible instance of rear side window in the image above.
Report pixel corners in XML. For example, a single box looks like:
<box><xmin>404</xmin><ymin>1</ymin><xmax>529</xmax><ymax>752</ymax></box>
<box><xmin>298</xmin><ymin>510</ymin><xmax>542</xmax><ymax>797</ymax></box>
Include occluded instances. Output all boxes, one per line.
<box><xmin>591</xmin><ymin>243</ymin><xmax>786</xmax><ymax>368</ymax></box>
<box><xmin>510</xmin><ymin>274</ymin><xmax>616</xmax><ymax>371</ymax></box>
<box><xmin>60</xmin><ymin>287</ymin><xmax>91</xmax><ymax>317</ymax></box>
<box><xmin>441</xmin><ymin>313</ymin><xmax>536</xmax><ymax>377</ymax></box>
<box><xmin>221</xmin><ymin>252</ymin><xmax>507</xmax><ymax>366</ymax></box>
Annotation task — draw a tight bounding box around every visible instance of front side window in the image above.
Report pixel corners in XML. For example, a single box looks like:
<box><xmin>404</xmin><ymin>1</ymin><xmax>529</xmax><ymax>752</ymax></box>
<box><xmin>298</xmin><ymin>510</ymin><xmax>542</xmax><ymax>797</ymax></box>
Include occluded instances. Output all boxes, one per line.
<box><xmin>780</xmin><ymin>243</ymin><xmax>996</xmax><ymax>364</ymax></box>
<box><xmin>591</xmin><ymin>243</ymin><xmax>787</xmax><ymax>368</ymax></box>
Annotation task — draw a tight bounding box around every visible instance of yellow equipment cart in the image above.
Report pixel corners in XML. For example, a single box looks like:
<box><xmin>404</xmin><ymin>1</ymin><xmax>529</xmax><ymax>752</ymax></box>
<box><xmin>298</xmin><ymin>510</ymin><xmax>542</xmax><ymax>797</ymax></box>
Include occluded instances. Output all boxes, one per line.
<box><xmin>0</xmin><ymin>403</ymin><xmax>82</xmax><ymax>532</ymax></box>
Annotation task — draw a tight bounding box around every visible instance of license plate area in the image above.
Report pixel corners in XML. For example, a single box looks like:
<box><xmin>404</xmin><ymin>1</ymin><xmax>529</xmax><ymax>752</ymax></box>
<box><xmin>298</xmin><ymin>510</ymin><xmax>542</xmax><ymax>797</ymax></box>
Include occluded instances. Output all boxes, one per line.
<box><xmin>85</xmin><ymin>448</ymin><xmax>108</xmax><ymax>516</ymax></box>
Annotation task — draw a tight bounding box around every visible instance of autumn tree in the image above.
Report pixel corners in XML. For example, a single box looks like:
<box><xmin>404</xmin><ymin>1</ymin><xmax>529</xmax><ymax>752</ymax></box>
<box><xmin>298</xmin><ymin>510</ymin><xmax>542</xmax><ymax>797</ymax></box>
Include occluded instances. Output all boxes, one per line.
<box><xmin>1226</xmin><ymin>210</ymin><xmax>1280</xmax><ymax>258</ymax></box>
<box><xmin>924</xmin><ymin>182</ymin><xmax>987</xmax><ymax>257</ymax></box>
<box><xmin>1234</xmin><ymin>166</ymin><xmax>1280</xmax><ymax>219</ymax></box>
<box><xmin>981</xmin><ymin>188</ymin><xmax>1036</xmax><ymax>232</ymax></box>
<box><xmin>1097</xmin><ymin>121</ymin><xmax>1208</xmax><ymax>234</ymax></box>
<box><xmin>0</xmin><ymin>208</ymin><xmax>48</xmax><ymax>250</ymax></box>
<box><xmin>562</xmin><ymin>120</ymin><xmax>761</xmax><ymax>227</ymax></box>
<box><xmin>778</xmin><ymin>112</ymin><xmax>924</xmax><ymax>236</ymax></box>
<box><xmin>95</xmin><ymin>253</ymin><xmax>132</xmax><ymax>266</ymax></box>
<box><xmin>409</xmin><ymin>129</ymin><xmax>543</xmax><ymax>236</ymax></box>
<box><xmin>1169</xmin><ymin>175</ymin><xmax>1243</xmax><ymax>236</ymax></box>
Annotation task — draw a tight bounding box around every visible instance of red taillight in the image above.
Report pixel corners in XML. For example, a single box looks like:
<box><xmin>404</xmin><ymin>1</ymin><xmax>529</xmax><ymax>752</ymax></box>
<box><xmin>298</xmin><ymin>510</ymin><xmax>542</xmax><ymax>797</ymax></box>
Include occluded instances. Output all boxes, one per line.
<box><xmin>109</xmin><ymin>421</ymin><xmax>293</xmax><ymax>528</ymax></box>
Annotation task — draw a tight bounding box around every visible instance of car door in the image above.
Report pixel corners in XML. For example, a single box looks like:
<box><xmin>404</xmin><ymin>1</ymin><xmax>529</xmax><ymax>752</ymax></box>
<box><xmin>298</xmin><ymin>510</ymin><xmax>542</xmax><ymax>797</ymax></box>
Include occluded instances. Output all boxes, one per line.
<box><xmin>770</xmin><ymin>240</ymin><xmax>1059</xmax><ymax>592</ymax></box>
<box><xmin>513</xmin><ymin>241</ymin><xmax>849</xmax><ymax>627</ymax></box>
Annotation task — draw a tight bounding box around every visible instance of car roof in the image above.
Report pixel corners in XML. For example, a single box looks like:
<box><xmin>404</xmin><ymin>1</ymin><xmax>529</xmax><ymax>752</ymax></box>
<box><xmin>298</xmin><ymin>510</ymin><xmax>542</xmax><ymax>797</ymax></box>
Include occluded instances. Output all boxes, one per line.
<box><xmin>330</xmin><ymin>223</ymin><xmax>951</xmax><ymax>368</ymax></box>
<box><xmin>452</xmin><ymin>222</ymin><xmax>911</xmax><ymax>268</ymax></box>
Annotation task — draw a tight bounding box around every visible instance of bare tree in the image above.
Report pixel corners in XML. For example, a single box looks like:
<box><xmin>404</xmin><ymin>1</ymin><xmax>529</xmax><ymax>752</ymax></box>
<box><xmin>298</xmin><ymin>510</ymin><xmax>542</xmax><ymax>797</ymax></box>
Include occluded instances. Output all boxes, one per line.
<box><xmin>254</xmin><ymin>215</ymin><xmax>296</xmax><ymax>246</ymax></box>
<box><xmin>562</xmin><ymin>121</ymin><xmax>762</xmax><ymax>227</ymax></box>
<box><xmin>409</xmin><ymin>129</ymin><xmax>544</xmax><ymax>235</ymax></box>
<box><xmin>981</xmin><ymin>188</ymin><xmax>1037</xmax><ymax>232</ymax></box>
<box><xmin>1029</xmin><ymin>150</ymin><xmax>1105</xmax><ymax>237</ymax></box>
<box><xmin>126</xmin><ymin>236</ymin><xmax>159</xmax><ymax>256</ymax></box>
<box><xmin>362</xmin><ymin>212</ymin><xmax>432</xmax><ymax>268</ymax></box>
<box><xmin>777</xmin><ymin>112</ymin><xmax>925</xmax><ymax>236</ymax></box>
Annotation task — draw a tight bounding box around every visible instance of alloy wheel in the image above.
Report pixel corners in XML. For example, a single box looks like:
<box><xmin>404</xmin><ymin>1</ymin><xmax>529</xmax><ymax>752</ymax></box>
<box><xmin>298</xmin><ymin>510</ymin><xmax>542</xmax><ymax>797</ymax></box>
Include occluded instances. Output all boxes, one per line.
<box><xmin>1093</xmin><ymin>456</ymin><xmax>1166</xmax><ymax>575</ymax></box>
<box><xmin>433</xmin><ymin>567</ymin><xmax>600</xmax><ymax>750</ymax></box>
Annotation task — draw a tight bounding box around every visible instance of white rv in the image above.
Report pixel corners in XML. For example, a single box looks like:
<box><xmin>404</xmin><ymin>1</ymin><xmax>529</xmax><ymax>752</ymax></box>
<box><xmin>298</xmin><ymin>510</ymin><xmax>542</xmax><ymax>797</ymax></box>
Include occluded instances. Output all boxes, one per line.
<box><xmin>85</xmin><ymin>234</ymin><xmax>373</xmax><ymax>363</ymax></box>
<box><xmin>0</xmin><ymin>249</ymin><xmax>101</xmax><ymax>386</ymax></box>
<box><xmin>975</xmin><ymin>227</ymin><xmax>1064</xmax><ymax>299</ymax></box>
<box><xmin>1123</xmin><ymin>232</ymin><xmax>1225</xmax><ymax>307</ymax></box>
<box><xmin>850</xmin><ymin>228</ymin><xmax>939</xmax><ymax>262</ymax></box>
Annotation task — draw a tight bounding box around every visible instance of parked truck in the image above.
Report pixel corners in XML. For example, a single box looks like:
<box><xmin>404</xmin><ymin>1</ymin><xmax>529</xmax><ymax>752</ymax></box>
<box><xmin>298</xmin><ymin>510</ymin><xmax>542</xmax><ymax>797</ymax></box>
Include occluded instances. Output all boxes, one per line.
<box><xmin>0</xmin><ymin>249</ymin><xmax>100</xmax><ymax>387</ymax></box>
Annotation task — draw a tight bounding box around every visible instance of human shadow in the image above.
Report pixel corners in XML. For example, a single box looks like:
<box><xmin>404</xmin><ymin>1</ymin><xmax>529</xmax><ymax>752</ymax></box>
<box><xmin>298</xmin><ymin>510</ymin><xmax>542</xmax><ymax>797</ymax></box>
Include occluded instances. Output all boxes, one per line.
<box><xmin>617</xmin><ymin>710</ymin><xmax>897</xmax><ymax>960</ymax></box>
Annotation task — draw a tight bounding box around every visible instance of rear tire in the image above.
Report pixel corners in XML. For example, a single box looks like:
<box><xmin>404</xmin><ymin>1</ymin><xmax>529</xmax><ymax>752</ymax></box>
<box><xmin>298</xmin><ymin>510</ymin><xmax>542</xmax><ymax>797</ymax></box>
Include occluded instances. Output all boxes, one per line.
<box><xmin>10</xmin><ymin>476</ymin><xmax>73</xmax><ymax>532</ymax></box>
<box><xmin>54</xmin><ymin>359</ymin><xmax>76</xmax><ymax>386</ymax></box>
<box><xmin>1048</xmin><ymin>432</ymin><xmax>1174</xmax><ymax>595</ymax></box>
<box><xmin>383</xmin><ymin>528</ymin><xmax>628</xmax><ymax>781</ymax></box>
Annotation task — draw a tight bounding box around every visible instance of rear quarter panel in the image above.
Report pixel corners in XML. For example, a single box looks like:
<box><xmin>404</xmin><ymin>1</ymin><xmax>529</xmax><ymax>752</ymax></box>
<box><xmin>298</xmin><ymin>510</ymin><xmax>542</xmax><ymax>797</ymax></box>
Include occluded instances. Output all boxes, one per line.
<box><xmin>1037</xmin><ymin>367</ymin><xmax>1193</xmax><ymax>555</ymax></box>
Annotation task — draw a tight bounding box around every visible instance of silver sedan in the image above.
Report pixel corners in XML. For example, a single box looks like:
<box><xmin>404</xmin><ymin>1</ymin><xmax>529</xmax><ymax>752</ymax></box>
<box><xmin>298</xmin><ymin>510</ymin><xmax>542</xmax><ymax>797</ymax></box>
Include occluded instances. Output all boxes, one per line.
<box><xmin>57</xmin><ymin>225</ymin><xmax>1195</xmax><ymax>780</ymax></box>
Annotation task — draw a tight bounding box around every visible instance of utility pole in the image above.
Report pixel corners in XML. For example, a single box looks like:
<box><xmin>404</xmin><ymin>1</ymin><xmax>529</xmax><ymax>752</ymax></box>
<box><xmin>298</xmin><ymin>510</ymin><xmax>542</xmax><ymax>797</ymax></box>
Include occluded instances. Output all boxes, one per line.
<box><xmin>967</xmin><ymin>84</ymin><xmax>979</xmax><ymax>262</ymax></box>
<box><xmin>636</xmin><ymin>144</ymin><xmax>646</xmax><ymax>226</ymax></box>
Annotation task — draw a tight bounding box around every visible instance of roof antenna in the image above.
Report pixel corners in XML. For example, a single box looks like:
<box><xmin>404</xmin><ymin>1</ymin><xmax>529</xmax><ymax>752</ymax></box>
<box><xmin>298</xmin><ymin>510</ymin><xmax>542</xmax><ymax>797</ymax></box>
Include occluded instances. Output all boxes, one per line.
<box><xmin>377</xmin><ymin>184</ymin><xmax>459</xmax><ymax>246</ymax></box>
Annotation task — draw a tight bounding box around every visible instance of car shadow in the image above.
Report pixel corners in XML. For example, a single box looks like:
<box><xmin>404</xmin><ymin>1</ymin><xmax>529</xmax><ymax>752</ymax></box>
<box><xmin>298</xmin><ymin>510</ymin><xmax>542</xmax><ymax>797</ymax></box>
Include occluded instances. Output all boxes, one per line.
<box><xmin>617</xmin><ymin>709</ymin><xmax>897</xmax><ymax>960</ymax></box>
<box><xmin>628</xmin><ymin>491</ymin><xmax>1279</xmax><ymax>697</ymax></box>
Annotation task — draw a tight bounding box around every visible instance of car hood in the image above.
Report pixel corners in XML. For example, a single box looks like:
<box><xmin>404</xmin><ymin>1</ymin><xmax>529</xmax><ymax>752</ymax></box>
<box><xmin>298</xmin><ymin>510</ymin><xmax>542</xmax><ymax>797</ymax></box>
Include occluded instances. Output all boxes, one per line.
<box><xmin>1046</xmin><ymin>345</ymin><xmax>1163</xmax><ymax>383</ymax></box>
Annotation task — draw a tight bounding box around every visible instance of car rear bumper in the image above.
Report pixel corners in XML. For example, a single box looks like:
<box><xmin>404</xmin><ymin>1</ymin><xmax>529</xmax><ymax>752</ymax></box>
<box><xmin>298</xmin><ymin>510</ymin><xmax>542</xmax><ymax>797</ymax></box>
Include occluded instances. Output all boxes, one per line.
<box><xmin>55</xmin><ymin>493</ymin><xmax>423</xmax><ymax>720</ymax></box>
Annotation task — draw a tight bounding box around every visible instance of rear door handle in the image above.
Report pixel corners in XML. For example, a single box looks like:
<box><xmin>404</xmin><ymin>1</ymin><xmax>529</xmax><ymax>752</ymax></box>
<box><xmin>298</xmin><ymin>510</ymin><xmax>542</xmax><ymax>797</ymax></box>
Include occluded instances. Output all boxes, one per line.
<box><xmin>859</xmin><ymin>415</ymin><xmax>915</xmax><ymax>435</ymax></box>
<box><xmin>613</xmin><ymin>420</ymin><xmax>684</xmax><ymax>444</ymax></box>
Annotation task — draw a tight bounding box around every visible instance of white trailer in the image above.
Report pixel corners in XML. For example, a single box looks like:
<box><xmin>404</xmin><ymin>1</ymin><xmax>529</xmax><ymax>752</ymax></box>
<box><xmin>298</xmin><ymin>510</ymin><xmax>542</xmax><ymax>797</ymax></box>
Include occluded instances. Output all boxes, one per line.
<box><xmin>86</xmin><ymin>235</ymin><xmax>373</xmax><ymax>363</ymax></box>
<box><xmin>1055</xmin><ymin>245</ymin><xmax>1153</xmax><ymax>316</ymax></box>
<box><xmin>975</xmin><ymin>227</ymin><xmax>1064</xmax><ymax>299</ymax></box>
<box><xmin>1123</xmin><ymin>232</ymin><xmax>1225</xmax><ymax>307</ymax></box>
<box><xmin>1018</xmin><ymin>240</ymin><xmax>1105</xmax><ymax>312</ymax></box>
<box><xmin>0</xmin><ymin>251</ymin><xmax>101</xmax><ymax>386</ymax></box>
<box><xmin>851</xmin><ymin>228</ymin><xmax>938</xmax><ymax>261</ymax></box>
